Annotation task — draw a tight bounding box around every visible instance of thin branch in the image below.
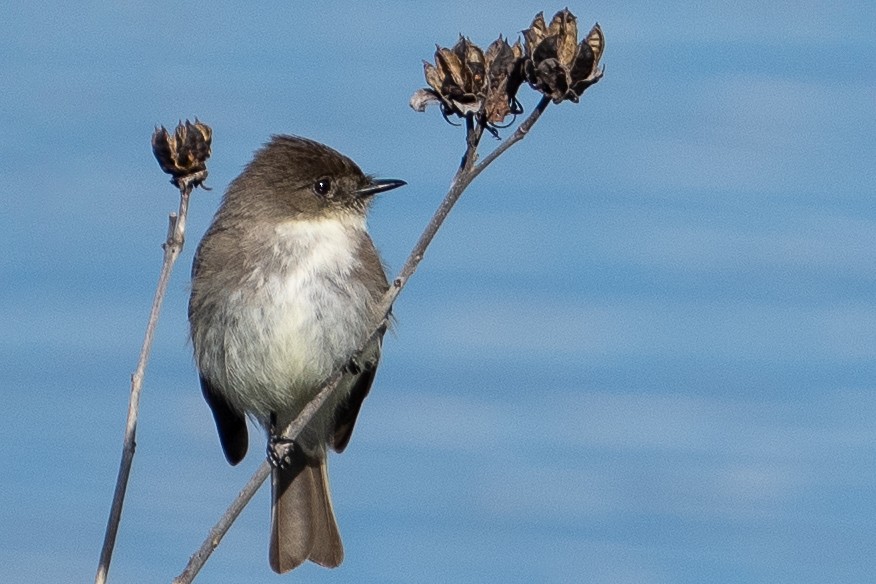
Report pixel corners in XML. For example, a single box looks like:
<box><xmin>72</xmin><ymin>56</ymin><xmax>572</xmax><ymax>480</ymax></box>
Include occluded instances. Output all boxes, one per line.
<box><xmin>171</xmin><ymin>373</ymin><xmax>343</xmax><ymax>582</ymax></box>
<box><xmin>172</xmin><ymin>460</ymin><xmax>271</xmax><ymax>584</ymax></box>
<box><xmin>171</xmin><ymin>101</ymin><xmax>550</xmax><ymax>583</ymax></box>
<box><xmin>95</xmin><ymin>171</ymin><xmax>202</xmax><ymax>584</ymax></box>
<box><xmin>472</xmin><ymin>96</ymin><xmax>550</xmax><ymax>180</ymax></box>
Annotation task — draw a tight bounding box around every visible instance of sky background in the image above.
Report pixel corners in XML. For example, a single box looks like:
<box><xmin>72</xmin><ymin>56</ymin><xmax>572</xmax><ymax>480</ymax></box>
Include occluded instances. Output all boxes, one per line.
<box><xmin>2</xmin><ymin>1</ymin><xmax>875</xmax><ymax>583</ymax></box>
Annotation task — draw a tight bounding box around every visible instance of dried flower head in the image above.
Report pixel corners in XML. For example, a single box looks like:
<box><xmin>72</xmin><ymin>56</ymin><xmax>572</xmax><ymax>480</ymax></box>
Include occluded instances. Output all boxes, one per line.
<box><xmin>523</xmin><ymin>9</ymin><xmax>604</xmax><ymax>103</ymax></box>
<box><xmin>411</xmin><ymin>35</ymin><xmax>525</xmax><ymax>128</ymax></box>
<box><xmin>483</xmin><ymin>36</ymin><xmax>525</xmax><ymax>124</ymax></box>
<box><xmin>152</xmin><ymin>119</ymin><xmax>212</xmax><ymax>188</ymax></box>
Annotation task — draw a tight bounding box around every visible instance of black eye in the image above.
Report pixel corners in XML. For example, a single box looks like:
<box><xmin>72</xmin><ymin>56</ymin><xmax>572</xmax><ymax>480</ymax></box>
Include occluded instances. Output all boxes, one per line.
<box><xmin>313</xmin><ymin>177</ymin><xmax>332</xmax><ymax>197</ymax></box>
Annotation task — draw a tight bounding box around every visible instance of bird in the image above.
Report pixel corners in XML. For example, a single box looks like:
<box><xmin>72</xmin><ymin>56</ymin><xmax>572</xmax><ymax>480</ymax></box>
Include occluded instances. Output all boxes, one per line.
<box><xmin>188</xmin><ymin>135</ymin><xmax>405</xmax><ymax>572</ymax></box>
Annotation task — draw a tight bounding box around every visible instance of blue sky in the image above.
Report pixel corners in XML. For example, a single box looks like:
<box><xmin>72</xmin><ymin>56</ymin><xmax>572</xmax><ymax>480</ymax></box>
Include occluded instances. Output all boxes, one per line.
<box><xmin>2</xmin><ymin>1</ymin><xmax>875</xmax><ymax>583</ymax></box>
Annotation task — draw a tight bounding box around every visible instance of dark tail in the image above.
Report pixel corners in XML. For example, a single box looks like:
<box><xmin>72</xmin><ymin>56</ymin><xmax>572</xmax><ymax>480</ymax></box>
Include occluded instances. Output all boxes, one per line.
<box><xmin>269</xmin><ymin>449</ymin><xmax>343</xmax><ymax>573</ymax></box>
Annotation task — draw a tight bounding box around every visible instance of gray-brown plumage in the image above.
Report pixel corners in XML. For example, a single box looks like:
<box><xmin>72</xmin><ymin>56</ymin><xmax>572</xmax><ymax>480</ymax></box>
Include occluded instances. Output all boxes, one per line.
<box><xmin>189</xmin><ymin>135</ymin><xmax>404</xmax><ymax>573</ymax></box>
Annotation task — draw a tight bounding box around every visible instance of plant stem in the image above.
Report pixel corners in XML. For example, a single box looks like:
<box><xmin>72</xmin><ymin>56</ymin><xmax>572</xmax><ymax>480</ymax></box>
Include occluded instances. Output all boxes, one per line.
<box><xmin>95</xmin><ymin>171</ymin><xmax>202</xmax><ymax>584</ymax></box>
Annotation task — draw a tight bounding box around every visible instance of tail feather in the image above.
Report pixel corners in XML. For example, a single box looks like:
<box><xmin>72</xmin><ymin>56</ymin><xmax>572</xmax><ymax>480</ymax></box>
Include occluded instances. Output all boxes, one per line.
<box><xmin>269</xmin><ymin>451</ymin><xmax>343</xmax><ymax>573</ymax></box>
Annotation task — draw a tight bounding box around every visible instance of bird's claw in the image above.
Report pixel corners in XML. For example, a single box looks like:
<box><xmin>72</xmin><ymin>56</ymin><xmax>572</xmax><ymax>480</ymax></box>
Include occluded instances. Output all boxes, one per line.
<box><xmin>267</xmin><ymin>434</ymin><xmax>297</xmax><ymax>469</ymax></box>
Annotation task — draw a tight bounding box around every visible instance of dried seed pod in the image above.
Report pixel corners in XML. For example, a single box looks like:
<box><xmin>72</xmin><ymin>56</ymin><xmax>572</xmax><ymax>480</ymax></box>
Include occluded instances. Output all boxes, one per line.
<box><xmin>152</xmin><ymin>119</ymin><xmax>212</xmax><ymax>187</ymax></box>
<box><xmin>412</xmin><ymin>35</ymin><xmax>526</xmax><ymax>128</ymax></box>
<box><xmin>483</xmin><ymin>36</ymin><xmax>525</xmax><ymax>123</ymax></box>
<box><xmin>523</xmin><ymin>9</ymin><xmax>604</xmax><ymax>103</ymax></box>
<box><xmin>524</xmin><ymin>12</ymin><xmax>549</xmax><ymax>55</ymax></box>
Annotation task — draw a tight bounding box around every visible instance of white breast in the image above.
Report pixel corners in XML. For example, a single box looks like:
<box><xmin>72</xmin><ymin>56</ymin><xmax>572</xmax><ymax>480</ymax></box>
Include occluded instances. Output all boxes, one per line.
<box><xmin>207</xmin><ymin>215</ymin><xmax>373</xmax><ymax>419</ymax></box>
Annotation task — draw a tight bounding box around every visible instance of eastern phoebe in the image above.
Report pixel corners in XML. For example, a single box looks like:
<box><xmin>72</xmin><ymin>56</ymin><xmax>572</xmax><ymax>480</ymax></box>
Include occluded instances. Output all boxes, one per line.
<box><xmin>188</xmin><ymin>135</ymin><xmax>405</xmax><ymax>573</ymax></box>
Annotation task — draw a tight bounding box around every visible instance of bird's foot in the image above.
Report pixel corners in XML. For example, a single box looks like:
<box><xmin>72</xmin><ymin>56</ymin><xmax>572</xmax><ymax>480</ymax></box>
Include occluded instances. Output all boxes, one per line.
<box><xmin>267</xmin><ymin>412</ymin><xmax>297</xmax><ymax>469</ymax></box>
<box><xmin>267</xmin><ymin>433</ymin><xmax>297</xmax><ymax>469</ymax></box>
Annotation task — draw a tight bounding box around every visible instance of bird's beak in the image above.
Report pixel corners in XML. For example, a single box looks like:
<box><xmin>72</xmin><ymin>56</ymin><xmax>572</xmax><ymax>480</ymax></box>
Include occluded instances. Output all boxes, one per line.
<box><xmin>356</xmin><ymin>178</ymin><xmax>406</xmax><ymax>198</ymax></box>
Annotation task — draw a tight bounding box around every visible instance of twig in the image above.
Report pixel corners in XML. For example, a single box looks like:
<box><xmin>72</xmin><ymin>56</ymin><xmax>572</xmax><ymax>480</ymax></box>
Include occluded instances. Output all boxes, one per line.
<box><xmin>95</xmin><ymin>171</ymin><xmax>203</xmax><ymax>584</ymax></box>
<box><xmin>471</xmin><ymin>96</ymin><xmax>550</xmax><ymax>182</ymax></box>
<box><xmin>171</xmin><ymin>101</ymin><xmax>550</xmax><ymax>583</ymax></box>
<box><xmin>171</xmin><ymin>372</ymin><xmax>342</xmax><ymax>583</ymax></box>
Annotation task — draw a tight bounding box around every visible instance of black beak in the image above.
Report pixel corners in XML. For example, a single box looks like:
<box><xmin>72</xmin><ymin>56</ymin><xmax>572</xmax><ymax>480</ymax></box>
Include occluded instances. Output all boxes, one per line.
<box><xmin>356</xmin><ymin>178</ymin><xmax>406</xmax><ymax>198</ymax></box>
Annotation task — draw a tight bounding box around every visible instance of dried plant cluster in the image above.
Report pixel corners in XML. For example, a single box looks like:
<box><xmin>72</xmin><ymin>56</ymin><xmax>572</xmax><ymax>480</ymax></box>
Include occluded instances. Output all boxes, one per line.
<box><xmin>411</xmin><ymin>8</ymin><xmax>604</xmax><ymax>130</ymax></box>
<box><xmin>152</xmin><ymin>119</ymin><xmax>213</xmax><ymax>188</ymax></box>
<box><xmin>524</xmin><ymin>9</ymin><xmax>604</xmax><ymax>104</ymax></box>
<box><xmin>417</xmin><ymin>35</ymin><xmax>526</xmax><ymax>126</ymax></box>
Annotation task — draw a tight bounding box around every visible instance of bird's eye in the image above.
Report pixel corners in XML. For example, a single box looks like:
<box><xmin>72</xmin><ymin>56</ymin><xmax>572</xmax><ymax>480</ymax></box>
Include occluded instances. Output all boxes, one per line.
<box><xmin>313</xmin><ymin>177</ymin><xmax>332</xmax><ymax>197</ymax></box>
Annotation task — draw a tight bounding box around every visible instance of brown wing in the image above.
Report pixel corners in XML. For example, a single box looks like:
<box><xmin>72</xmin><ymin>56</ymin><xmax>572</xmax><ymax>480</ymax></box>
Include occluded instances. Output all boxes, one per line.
<box><xmin>199</xmin><ymin>374</ymin><xmax>248</xmax><ymax>465</ymax></box>
<box><xmin>330</xmin><ymin>356</ymin><xmax>379</xmax><ymax>453</ymax></box>
<box><xmin>190</xmin><ymin>232</ymin><xmax>249</xmax><ymax>465</ymax></box>
<box><xmin>330</xmin><ymin>231</ymin><xmax>389</xmax><ymax>453</ymax></box>
<box><xmin>331</xmin><ymin>319</ymin><xmax>386</xmax><ymax>453</ymax></box>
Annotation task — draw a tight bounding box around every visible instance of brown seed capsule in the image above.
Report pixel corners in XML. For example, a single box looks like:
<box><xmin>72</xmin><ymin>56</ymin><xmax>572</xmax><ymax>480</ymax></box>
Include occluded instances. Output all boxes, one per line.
<box><xmin>152</xmin><ymin>119</ymin><xmax>212</xmax><ymax>187</ymax></box>
<box><xmin>523</xmin><ymin>9</ymin><xmax>604</xmax><ymax>104</ymax></box>
<box><xmin>483</xmin><ymin>36</ymin><xmax>525</xmax><ymax>123</ymax></box>
<box><xmin>412</xmin><ymin>35</ymin><xmax>526</xmax><ymax>128</ymax></box>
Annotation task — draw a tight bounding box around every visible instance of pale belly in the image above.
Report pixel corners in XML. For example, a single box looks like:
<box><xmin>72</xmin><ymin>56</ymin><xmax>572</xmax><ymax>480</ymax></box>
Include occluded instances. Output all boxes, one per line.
<box><xmin>193</xmin><ymin>218</ymin><xmax>377</xmax><ymax>424</ymax></box>
<box><xmin>214</xmin><ymin>268</ymin><xmax>372</xmax><ymax>419</ymax></box>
